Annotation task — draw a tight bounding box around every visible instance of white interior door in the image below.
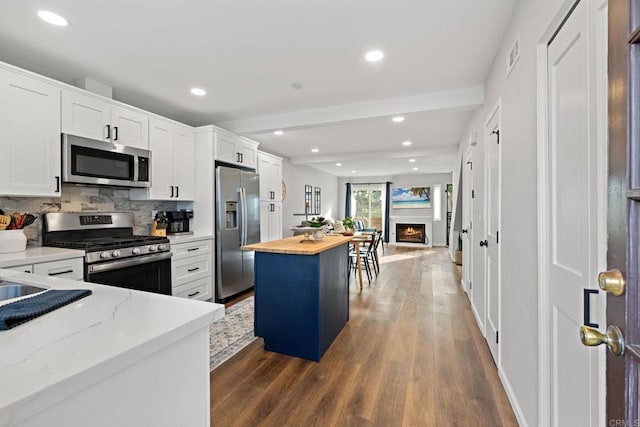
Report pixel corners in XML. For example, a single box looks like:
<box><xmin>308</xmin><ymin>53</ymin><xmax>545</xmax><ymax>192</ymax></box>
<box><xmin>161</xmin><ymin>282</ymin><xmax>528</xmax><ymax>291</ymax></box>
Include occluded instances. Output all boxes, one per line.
<box><xmin>546</xmin><ymin>1</ymin><xmax>606</xmax><ymax>425</ymax></box>
<box><xmin>484</xmin><ymin>104</ymin><xmax>501</xmax><ymax>362</ymax></box>
<box><xmin>462</xmin><ymin>149</ymin><xmax>474</xmax><ymax>295</ymax></box>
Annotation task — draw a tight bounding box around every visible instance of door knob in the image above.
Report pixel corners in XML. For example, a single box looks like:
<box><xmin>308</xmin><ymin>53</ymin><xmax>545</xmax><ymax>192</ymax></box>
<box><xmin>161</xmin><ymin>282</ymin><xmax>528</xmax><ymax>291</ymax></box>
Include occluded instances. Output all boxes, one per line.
<box><xmin>580</xmin><ymin>325</ymin><xmax>625</xmax><ymax>357</ymax></box>
<box><xmin>598</xmin><ymin>269</ymin><xmax>625</xmax><ymax>296</ymax></box>
<box><xmin>461</xmin><ymin>229</ymin><xmax>468</xmax><ymax>234</ymax></box>
<box><xmin>479</xmin><ymin>240</ymin><xmax>488</xmax><ymax>247</ymax></box>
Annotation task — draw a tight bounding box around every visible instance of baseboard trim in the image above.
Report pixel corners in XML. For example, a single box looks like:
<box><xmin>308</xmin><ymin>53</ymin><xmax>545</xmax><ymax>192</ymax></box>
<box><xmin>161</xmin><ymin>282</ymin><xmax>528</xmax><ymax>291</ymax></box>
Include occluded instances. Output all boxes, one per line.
<box><xmin>498</xmin><ymin>365</ymin><xmax>529</xmax><ymax>427</ymax></box>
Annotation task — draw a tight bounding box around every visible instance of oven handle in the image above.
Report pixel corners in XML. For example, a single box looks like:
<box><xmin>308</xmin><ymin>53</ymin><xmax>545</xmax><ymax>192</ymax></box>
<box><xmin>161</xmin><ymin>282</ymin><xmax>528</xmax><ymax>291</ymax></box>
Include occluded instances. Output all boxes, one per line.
<box><xmin>87</xmin><ymin>252</ymin><xmax>172</xmax><ymax>274</ymax></box>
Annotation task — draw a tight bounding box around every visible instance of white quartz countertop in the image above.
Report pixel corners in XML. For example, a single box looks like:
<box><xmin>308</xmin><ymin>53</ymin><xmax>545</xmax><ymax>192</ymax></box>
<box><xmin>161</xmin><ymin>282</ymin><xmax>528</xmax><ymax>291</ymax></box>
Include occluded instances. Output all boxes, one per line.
<box><xmin>0</xmin><ymin>247</ymin><xmax>85</xmax><ymax>268</ymax></box>
<box><xmin>0</xmin><ymin>269</ymin><xmax>224</xmax><ymax>425</ymax></box>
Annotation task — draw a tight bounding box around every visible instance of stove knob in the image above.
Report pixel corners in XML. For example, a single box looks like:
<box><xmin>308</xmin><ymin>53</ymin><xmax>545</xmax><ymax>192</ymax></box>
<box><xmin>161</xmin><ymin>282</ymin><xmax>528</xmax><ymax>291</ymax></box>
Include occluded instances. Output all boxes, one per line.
<box><xmin>111</xmin><ymin>250</ymin><xmax>121</xmax><ymax>258</ymax></box>
<box><xmin>100</xmin><ymin>252</ymin><xmax>110</xmax><ymax>259</ymax></box>
<box><xmin>131</xmin><ymin>247</ymin><xmax>141</xmax><ymax>255</ymax></box>
<box><xmin>148</xmin><ymin>245</ymin><xmax>157</xmax><ymax>252</ymax></box>
<box><xmin>158</xmin><ymin>244</ymin><xmax>167</xmax><ymax>251</ymax></box>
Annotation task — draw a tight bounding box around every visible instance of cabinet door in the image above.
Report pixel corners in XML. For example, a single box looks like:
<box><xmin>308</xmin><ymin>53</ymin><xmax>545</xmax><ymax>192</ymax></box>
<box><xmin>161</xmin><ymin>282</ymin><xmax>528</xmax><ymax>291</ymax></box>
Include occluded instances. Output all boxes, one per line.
<box><xmin>237</xmin><ymin>140</ymin><xmax>257</xmax><ymax>169</ymax></box>
<box><xmin>61</xmin><ymin>91</ymin><xmax>111</xmax><ymax>141</ymax></box>
<box><xmin>148</xmin><ymin>118</ymin><xmax>173</xmax><ymax>199</ymax></box>
<box><xmin>216</xmin><ymin>132</ymin><xmax>239</xmax><ymax>164</ymax></box>
<box><xmin>269</xmin><ymin>202</ymin><xmax>282</xmax><ymax>241</ymax></box>
<box><xmin>0</xmin><ymin>70</ymin><xmax>61</xmax><ymax>197</ymax></box>
<box><xmin>258</xmin><ymin>156</ymin><xmax>272</xmax><ymax>200</ymax></box>
<box><xmin>260</xmin><ymin>201</ymin><xmax>271</xmax><ymax>242</ymax></box>
<box><xmin>172</xmin><ymin>125</ymin><xmax>195</xmax><ymax>200</ymax></box>
<box><xmin>33</xmin><ymin>258</ymin><xmax>84</xmax><ymax>280</ymax></box>
<box><xmin>111</xmin><ymin>106</ymin><xmax>149</xmax><ymax>149</ymax></box>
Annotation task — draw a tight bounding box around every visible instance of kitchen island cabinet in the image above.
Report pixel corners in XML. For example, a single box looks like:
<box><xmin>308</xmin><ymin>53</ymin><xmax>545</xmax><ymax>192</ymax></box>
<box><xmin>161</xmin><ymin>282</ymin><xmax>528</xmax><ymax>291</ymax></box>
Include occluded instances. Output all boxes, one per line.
<box><xmin>242</xmin><ymin>235</ymin><xmax>351</xmax><ymax>362</ymax></box>
<box><xmin>0</xmin><ymin>269</ymin><xmax>224</xmax><ymax>427</ymax></box>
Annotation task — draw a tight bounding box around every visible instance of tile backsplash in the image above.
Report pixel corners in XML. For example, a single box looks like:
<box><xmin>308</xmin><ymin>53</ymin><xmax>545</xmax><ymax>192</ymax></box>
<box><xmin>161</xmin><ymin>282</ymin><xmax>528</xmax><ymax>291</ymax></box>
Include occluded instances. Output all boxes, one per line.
<box><xmin>0</xmin><ymin>185</ymin><xmax>177</xmax><ymax>246</ymax></box>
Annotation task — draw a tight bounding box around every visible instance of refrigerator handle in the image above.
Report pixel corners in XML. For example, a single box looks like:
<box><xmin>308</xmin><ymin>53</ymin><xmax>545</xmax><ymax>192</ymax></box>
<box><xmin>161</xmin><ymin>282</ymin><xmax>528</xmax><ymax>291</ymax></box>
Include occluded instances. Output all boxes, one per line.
<box><xmin>239</xmin><ymin>187</ymin><xmax>248</xmax><ymax>246</ymax></box>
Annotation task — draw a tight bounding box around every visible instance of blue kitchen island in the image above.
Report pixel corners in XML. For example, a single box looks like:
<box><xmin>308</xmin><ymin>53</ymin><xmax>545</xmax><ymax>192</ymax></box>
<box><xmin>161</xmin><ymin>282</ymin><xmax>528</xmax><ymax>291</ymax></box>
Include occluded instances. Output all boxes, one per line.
<box><xmin>242</xmin><ymin>234</ymin><xmax>351</xmax><ymax>362</ymax></box>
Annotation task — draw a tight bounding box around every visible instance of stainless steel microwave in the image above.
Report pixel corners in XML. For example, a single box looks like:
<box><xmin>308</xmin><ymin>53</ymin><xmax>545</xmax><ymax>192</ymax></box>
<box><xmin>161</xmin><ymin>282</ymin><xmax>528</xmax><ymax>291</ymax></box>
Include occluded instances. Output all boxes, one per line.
<box><xmin>62</xmin><ymin>134</ymin><xmax>151</xmax><ymax>188</ymax></box>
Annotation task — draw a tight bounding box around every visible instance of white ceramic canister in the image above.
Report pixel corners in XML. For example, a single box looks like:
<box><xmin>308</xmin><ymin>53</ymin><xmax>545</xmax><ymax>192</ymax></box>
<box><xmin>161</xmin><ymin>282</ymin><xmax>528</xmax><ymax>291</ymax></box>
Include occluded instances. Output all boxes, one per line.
<box><xmin>313</xmin><ymin>229</ymin><xmax>324</xmax><ymax>240</ymax></box>
<box><xmin>0</xmin><ymin>230</ymin><xmax>27</xmax><ymax>253</ymax></box>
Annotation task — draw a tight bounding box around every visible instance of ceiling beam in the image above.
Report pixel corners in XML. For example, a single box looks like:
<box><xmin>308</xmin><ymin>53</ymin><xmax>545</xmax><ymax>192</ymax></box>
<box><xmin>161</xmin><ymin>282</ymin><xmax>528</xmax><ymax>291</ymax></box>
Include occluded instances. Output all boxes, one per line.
<box><xmin>290</xmin><ymin>145</ymin><xmax>458</xmax><ymax>165</ymax></box>
<box><xmin>217</xmin><ymin>86</ymin><xmax>484</xmax><ymax>134</ymax></box>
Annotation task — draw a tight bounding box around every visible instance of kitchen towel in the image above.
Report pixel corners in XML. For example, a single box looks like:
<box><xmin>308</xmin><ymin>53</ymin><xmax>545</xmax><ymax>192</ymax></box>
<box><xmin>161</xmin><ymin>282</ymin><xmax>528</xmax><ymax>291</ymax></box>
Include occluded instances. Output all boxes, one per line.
<box><xmin>0</xmin><ymin>289</ymin><xmax>92</xmax><ymax>330</ymax></box>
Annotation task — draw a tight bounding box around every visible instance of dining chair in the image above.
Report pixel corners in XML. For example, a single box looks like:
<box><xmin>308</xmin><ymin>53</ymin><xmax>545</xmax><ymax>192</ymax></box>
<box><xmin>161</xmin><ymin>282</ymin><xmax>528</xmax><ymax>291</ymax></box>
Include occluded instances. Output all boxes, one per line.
<box><xmin>349</xmin><ymin>235</ymin><xmax>377</xmax><ymax>284</ymax></box>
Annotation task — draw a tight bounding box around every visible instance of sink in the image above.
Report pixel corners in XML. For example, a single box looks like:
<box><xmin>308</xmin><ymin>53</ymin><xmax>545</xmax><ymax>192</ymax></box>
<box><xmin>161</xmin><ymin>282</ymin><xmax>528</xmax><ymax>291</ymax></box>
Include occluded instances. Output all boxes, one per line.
<box><xmin>0</xmin><ymin>281</ymin><xmax>48</xmax><ymax>302</ymax></box>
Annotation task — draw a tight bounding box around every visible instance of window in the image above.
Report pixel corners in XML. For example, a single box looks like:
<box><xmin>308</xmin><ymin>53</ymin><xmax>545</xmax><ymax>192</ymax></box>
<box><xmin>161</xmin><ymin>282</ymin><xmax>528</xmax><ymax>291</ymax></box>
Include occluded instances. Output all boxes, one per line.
<box><xmin>433</xmin><ymin>184</ymin><xmax>441</xmax><ymax>221</ymax></box>
<box><xmin>351</xmin><ymin>184</ymin><xmax>385</xmax><ymax>231</ymax></box>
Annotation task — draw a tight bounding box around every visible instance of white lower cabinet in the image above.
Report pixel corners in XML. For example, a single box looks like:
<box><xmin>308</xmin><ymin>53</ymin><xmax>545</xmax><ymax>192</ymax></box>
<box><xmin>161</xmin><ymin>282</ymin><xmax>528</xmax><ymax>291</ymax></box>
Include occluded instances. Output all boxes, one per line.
<box><xmin>6</xmin><ymin>257</ymin><xmax>84</xmax><ymax>281</ymax></box>
<box><xmin>171</xmin><ymin>237</ymin><xmax>213</xmax><ymax>301</ymax></box>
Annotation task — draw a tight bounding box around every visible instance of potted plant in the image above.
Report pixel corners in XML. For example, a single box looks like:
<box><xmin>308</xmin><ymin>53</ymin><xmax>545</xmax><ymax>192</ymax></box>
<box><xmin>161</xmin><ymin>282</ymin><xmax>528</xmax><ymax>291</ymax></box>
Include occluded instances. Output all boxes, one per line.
<box><xmin>342</xmin><ymin>216</ymin><xmax>355</xmax><ymax>235</ymax></box>
<box><xmin>309</xmin><ymin>216</ymin><xmax>327</xmax><ymax>240</ymax></box>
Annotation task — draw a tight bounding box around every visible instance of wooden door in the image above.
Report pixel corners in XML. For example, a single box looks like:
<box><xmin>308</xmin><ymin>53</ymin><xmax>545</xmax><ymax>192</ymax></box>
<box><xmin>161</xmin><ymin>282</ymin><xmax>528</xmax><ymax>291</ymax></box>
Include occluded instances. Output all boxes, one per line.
<box><xmin>484</xmin><ymin>104</ymin><xmax>501</xmax><ymax>363</ymax></box>
<box><xmin>606</xmin><ymin>0</ymin><xmax>638</xmax><ymax>422</ymax></box>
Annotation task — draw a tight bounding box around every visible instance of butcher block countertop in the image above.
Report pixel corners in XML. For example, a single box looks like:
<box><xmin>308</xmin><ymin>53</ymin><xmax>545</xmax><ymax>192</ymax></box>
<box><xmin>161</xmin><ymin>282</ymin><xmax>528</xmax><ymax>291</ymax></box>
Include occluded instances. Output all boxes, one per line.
<box><xmin>242</xmin><ymin>235</ymin><xmax>352</xmax><ymax>255</ymax></box>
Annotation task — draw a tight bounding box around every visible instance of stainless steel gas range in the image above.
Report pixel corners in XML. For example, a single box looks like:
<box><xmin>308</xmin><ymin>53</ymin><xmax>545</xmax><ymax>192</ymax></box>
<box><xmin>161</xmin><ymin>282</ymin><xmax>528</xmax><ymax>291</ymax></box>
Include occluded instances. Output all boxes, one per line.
<box><xmin>43</xmin><ymin>212</ymin><xmax>172</xmax><ymax>295</ymax></box>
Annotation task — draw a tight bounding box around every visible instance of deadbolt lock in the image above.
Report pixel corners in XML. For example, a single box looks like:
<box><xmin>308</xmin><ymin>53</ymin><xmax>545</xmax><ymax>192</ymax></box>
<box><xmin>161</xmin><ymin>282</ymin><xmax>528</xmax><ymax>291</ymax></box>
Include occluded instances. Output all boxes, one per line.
<box><xmin>598</xmin><ymin>269</ymin><xmax>625</xmax><ymax>296</ymax></box>
<box><xmin>580</xmin><ymin>325</ymin><xmax>625</xmax><ymax>357</ymax></box>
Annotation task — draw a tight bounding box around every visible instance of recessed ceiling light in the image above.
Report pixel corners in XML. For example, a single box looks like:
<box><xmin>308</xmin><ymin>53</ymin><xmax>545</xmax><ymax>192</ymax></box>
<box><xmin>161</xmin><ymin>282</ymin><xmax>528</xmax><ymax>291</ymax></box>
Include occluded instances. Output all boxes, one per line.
<box><xmin>365</xmin><ymin>50</ymin><xmax>384</xmax><ymax>62</ymax></box>
<box><xmin>336</xmin><ymin>163</ymin><xmax>342</xmax><ymax>167</ymax></box>
<box><xmin>311</xmin><ymin>148</ymin><xmax>319</xmax><ymax>153</ymax></box>
<box><xmin>190</xmin><ymin>87</ymin><xmax>206</xmax><ymax>96</ymax></box>
<box><xmin>409</xmin><ymin>159</ymin><xmax>416</xmax><ymax>163</ymax></box>
<box><xmin>392</xmin><ymin>116</ymin><xmax>405</xmax><ymax>123</ymax></box>
<box><xmin>413</xmin><ymin>167</ymin><xmax>419</xmax><ymax>171</ymax></box>
<box><xmin>273</xmin><ymin>130</ymin><xmax>284</xmax><ymax>135</ymax></box>
<box><xmin>351</xmin><ymin>170</ymin><xmax>357</xmax><ymax>174</ymax></box>
<box><xmin>38</xmin><ymin>10</ymin><xmax>69</xmax><ymax>27</ymax></box>
<box><xmin>402</xmin><ymin>141</ymin><xmax>412</xmax><ymax>146</ymax></box>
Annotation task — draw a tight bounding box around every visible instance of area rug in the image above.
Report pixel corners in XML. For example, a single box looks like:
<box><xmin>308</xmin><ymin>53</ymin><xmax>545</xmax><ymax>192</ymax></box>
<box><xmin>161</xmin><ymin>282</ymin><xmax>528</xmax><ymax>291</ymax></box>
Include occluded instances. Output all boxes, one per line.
<box><xmin>209</xmin><ymin>296</ymin><xmax>256</xmax><ymax>371</ymax></box>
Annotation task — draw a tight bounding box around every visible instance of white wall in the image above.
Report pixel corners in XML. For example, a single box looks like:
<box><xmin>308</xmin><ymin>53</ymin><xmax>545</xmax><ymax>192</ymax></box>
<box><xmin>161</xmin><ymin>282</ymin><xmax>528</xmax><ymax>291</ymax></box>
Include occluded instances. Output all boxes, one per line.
<box><xmin>458</xmin><ymin>0</ymin><xmax>566</xmax><ymax>425</ymax></box>
<box><xmin>281</xmin><ymin>158</ymin><xmax>340</xmax><ymax>236</ymax></box>
<box><xmin>338</xmin><ymin>173</ymin><xmax>452</xmax><ymax>246</ymax></box>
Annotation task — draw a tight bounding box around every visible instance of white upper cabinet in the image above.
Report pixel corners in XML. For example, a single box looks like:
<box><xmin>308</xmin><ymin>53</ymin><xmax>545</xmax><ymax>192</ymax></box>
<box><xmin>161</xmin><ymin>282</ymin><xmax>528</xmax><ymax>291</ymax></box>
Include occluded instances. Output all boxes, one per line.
<box><xmin>130</xmin><ymin>118</ymin><xmax>194</xmax><ymax>201</ymax></box>
<box><xmin>61</xmin><ymin>91</ymin><xmax>149</xmax><ymax>149</ymax></box>
<box><xmin>110</xmin><ymin>106</ymin><xmax>149</xmax><ymax>150</ymax></box>
<box><xmin>0</xmin><ymin>69</ymin><xmax>61</xmax><ymax>197</ymax></box>
<box><xmin>258</xmin><ymin>151</ymin><xmax>283</xmax><ymax>202</ymax></box>
<box><xmin>215</xmin><ymin>131</ymin><xmax>258</xmax><ymax>169</ymax></box>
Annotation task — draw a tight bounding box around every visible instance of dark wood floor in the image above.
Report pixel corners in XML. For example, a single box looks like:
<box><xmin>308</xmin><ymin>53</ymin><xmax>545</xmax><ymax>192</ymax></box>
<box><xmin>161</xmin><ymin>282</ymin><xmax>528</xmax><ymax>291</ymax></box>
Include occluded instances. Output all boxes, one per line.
<box><xmin>210</xmin><ymin>246</ymin><xmax>518</xmax><ymax>426</ymax></box>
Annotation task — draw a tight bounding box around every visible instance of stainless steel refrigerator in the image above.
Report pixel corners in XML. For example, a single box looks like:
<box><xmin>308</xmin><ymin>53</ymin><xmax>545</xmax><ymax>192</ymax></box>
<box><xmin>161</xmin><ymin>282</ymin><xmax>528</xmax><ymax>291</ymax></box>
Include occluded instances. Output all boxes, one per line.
<box><xmin>215</xmin><ymin>165</ymin><xmax>261</xmax><ymax>301</ymax></box>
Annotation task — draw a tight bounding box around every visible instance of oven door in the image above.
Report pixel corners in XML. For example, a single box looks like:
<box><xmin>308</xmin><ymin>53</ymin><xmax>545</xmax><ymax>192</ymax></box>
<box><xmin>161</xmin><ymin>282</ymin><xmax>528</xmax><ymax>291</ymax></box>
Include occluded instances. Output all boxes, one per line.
<box><xmin>86</xmin><ymin>252</ymin><xmax>172</xmax><ymax>295</ymax></box>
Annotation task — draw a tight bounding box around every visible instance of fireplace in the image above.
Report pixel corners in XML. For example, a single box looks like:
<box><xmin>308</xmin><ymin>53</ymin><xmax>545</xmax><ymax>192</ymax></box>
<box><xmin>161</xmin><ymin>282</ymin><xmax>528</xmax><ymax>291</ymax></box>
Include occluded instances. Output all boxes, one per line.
<box><xmin>396</xmin><ymin>223</ymin><xmax>426</xmax><ymax>244</ymax></box>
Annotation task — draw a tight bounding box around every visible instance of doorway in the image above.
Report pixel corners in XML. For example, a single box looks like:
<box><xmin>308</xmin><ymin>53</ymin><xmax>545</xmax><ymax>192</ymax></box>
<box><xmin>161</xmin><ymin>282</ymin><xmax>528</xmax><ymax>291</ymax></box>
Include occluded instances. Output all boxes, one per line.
<box><xmin>484</xmin><ymin>102</ymin><xmax>502</xmax><ymax>363</ymax></box>
<box><xmin>351</xmin><ymin>184</ymin><xmax>385</xmax><ymax>231</ymax></box>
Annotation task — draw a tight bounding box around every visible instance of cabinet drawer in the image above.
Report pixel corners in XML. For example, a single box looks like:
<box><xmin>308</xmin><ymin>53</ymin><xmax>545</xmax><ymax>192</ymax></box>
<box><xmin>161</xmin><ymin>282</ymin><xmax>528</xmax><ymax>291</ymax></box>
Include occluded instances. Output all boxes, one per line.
<box><xmin>172</xmin><ymin>276</ymin><xmax>212</xmax><ymax>301</ymax></box>
<box><xmin>173</xmin><ymin>254</ymin><xmax>210</xmax><ymax>284</ymax></box>
<box><xmin>33</xmin><ymin>258</ymin><xmax>84</xmax><ymax>281</ymax></box>
<box><xmin>5</xmin><ymin>264</ymin><xmax>34</xmax><ymax>274</ymax></box>
<box><xmin>171</xmin><ymin>240</ymin><xmax>212</xmax><ymax>260</ymax></box>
